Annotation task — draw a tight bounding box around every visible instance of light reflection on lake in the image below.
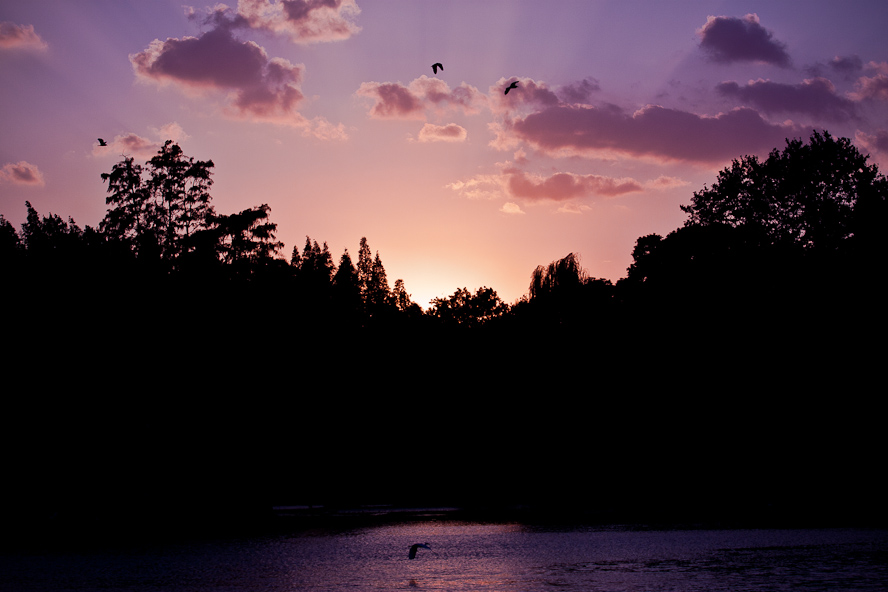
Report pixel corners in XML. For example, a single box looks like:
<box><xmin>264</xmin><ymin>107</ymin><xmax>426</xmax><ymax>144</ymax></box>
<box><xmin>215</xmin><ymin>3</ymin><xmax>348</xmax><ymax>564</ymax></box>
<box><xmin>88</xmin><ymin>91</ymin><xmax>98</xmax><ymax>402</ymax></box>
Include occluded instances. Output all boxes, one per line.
<box><xmin>2</xmin><ymin>522</ymin><xmax>886</xmax><ymax>591</ymax></box>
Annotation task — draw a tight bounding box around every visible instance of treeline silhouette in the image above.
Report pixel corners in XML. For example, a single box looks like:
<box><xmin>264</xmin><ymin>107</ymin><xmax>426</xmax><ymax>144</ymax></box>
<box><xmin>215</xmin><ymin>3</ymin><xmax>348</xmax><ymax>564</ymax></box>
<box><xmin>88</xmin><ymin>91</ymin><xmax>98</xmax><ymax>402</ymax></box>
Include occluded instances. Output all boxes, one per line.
<box><xmin>3</xmin><ymin>131</ymin><xmax>885</xmax><ymax>544</ymax></box>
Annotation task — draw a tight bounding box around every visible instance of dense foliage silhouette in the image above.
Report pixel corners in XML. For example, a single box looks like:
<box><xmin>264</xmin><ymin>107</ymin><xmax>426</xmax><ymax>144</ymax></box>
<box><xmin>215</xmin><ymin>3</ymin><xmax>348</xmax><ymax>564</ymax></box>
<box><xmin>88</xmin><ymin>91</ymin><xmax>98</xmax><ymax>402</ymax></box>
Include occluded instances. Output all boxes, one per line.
<box><xmin>3</xmin><ymin>130</ymin><xmax>884</xmax><ymax>544</ymax></box>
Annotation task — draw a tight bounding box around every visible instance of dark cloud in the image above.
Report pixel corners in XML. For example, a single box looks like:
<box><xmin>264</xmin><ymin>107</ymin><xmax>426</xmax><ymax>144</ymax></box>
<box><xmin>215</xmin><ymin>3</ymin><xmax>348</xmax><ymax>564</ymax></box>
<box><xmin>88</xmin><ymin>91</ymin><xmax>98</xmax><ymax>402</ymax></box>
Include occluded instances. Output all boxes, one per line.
<box><xmin>805</xmin><ymin>55</ymin><xmax>864</xmax><ymax>80</ymax></box>
<box><xmin>829</xmin><ymin>54</ymin><xmax>864</xmax><ymax>76</ymax></box>
<box><xmin>131</xmin><ymin>27</ymin><xmax>307</xmax><ymax>123</ymax></box>
<box><xmin>131</xmin><ymin>25</ymin><xmax>346</xmax><ymax>138</ymax></box>
<box><xmin>716</xmin><ymin>77</ymin><xmax>858</xmax><ymax>121</ymax></box>
<box><xmin>507</xmin><ymin>103</ymin><xmax>800</xmax><ymax>164</ymax></box>
<box><xmin>698</xmin><ymin>14</ymin><xmax>790</xmax><ymax>67</ymax></box>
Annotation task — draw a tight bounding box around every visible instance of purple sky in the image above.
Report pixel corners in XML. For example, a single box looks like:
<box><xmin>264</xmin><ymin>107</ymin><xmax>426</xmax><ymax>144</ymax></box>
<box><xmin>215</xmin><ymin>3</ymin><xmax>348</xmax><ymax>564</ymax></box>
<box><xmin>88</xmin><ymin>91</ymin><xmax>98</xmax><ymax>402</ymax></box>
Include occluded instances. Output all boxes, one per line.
<box><xmin>2</xmin><ymin>1</ymin><xmax>887</xmax><ymax>306</ymax></box>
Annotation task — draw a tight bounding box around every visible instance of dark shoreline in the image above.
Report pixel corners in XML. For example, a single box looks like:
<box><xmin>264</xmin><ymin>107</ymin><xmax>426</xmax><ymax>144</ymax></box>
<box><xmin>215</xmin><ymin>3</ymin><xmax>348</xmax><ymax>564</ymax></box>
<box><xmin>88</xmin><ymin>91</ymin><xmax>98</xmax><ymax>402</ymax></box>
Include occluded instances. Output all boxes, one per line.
<box><xmin>5</xmin><ymin>500</ymin><xmax>885</xmax><ymax>554</ymax></box>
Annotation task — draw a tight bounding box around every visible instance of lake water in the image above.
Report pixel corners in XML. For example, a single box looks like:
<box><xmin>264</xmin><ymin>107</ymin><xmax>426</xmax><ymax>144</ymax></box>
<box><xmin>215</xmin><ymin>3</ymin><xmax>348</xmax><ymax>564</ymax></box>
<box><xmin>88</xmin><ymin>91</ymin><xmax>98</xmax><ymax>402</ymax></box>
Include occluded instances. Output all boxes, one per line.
<box><xmin>3</xmin><ymin>521</ymin><xmax>886</xmax><ymax>591</ymax></box>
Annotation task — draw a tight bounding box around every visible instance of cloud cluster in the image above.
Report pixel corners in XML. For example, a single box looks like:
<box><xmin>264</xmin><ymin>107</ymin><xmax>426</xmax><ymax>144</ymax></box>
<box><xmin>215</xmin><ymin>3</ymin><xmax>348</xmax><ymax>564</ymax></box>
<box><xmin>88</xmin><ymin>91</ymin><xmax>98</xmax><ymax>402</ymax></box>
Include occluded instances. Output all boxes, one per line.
<box><xmin>234</xmin><ymin>0</ymin><xmax>361</xmax><ymax>44</ymax></box>
<box><xmin>698</xmin><ymin>14</ymin><xmax>790</xmax><ymax>67</ymax></box>
<box><xmin>356</xmin><ymin>76</ymin><xmax>486</xmax><ymax>119</ymax></box>
<box><xmin>717</xmin><ymin>77</ymin><xmax>858</xmax><ymax>121</ymax></box>
<box><xmin>0</xmin><ymin>21</ymin><xmax>47</xmax><ymax>51</ymax></box>
<box><xmin>0</xmin><ymin>161</ymin><xmax>45</xmax><ymax>186</ymax></box>
<box><xmin>131</xmin><ymin>26</ymin><xmax>345</xmax><ymax>138</ymax></box>
<box><xmin>132</xmin><ymin>27</ymin><xmax>304</xmax><ymax>119</ymax></box>
<box><xmin>128</xmin><ymin>1</ymin><xmax>359</xmax><ymax>138</ymax></box>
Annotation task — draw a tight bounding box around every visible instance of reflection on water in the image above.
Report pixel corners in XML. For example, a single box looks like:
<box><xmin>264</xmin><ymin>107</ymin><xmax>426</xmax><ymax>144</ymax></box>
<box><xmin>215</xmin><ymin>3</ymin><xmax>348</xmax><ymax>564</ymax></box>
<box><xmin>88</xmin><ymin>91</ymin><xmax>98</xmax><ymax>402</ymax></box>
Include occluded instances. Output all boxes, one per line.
<box><xmin>2</xmin><ymin>522</ymin><xmax>886</xmax><ymax>591</ymax></box>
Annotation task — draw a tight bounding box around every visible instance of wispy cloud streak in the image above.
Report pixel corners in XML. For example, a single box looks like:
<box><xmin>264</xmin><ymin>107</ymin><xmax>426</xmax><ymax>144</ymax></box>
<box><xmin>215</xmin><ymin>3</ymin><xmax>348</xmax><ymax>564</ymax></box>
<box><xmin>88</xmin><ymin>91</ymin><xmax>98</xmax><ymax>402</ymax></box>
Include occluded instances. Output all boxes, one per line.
<box><xmin>0</xmin><ymin>21</ymin><xmax>47</xmax><ymax>51</ymax></box>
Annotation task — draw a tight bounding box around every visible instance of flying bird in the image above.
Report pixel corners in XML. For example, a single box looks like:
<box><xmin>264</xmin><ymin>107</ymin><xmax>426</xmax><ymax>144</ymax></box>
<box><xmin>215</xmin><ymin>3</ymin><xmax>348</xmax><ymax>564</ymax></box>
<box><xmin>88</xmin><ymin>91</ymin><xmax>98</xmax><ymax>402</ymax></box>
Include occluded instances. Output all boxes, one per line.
<box><xmin>504</xmin><ymin>81</ymin><xmax>519</xmax><ymax>95</ymax></box>
<box><xmin>431</xmin><ymin>63</ymin><xmax>443</xmax><ymax>74</ymax></box>
<box><xmin>408</xmin><ymin>543</ymin><xmax>431</xmax><ymax>559</ymax></box>
<box><xmin>97</xmin><ymin>138</ymin><xmax>108</xmax><ymax>146</ymax></box>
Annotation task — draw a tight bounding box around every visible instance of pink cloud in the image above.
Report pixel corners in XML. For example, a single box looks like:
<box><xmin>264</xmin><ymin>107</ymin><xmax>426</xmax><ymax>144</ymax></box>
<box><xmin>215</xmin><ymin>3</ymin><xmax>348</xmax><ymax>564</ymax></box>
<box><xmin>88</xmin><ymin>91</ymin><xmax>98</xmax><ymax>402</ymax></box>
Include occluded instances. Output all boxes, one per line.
<box><xmin>235</xmin><ymin>0</ymin><xmax>361</xmax><ymax>44</ymax></box>
<box><xmin>850</xmin><ymin>74</ymin><xmax>888</xmax><ymax>101</ymax></box>
<box><xmin>0</xmin><ymin>161</ymin><xmax>45</xmax><ymax>186</ymax></box>
<box><xmin>92</xmin><ymin>123</ymin><xmax>190</xmax><ymax>157</ymax></box>
<box><xmin>0</xmin><ymin>21</ymin><xmax>47</xmax><ymax>51</ymax></box>
<box><xmin>856</xmin><ymin>129</ymin><xmax>888</xmax><ymax>159</ymax></box>
<box><xmin>717</xmin><ymin>77</ymin><xmax>858</xmax><ymax>121</ymax></box>
<box><xmin>449</xmin><ymin>165</ymin><xmax>645</xmax><ymax>205</ymax></box>
<box><xmin>92</xmin><ymin>133</ymin><xmax>162</xmax><ymax>158</ymax></box>
<box><xmin>417</xmin><ymin>123</ymin><xmax>467</xmax><ymax>142</ymax></box>
<box><xmin>865</xmin><ymin>61</ymin><xmax>888</xmax><ymax>76</ymax></box>
<box><xmin>356</xmin><ymin>76</ymin><xmax>486</xmax><ymax>119</ymax></box>
<box><xmin>356</xmin><ymin>81</ymin><xmax>424</xmax><ymax>119</ymax></box>
<box><xmin>645</xmin><ymin>175</ymin><xmax>690</xmax><ymax>189</ymax></box>
<box><xmin>505</xmin><ymin>103</ymin><xmax>800</xmax><ymax>164</ymax></box>
<box><xmin>504</xmin><ymin>167</ymin><xmax>643</xmax><ymax>202</ymax></box>
<box><xmin>697</xmin><ymin>14</ymin><xmax>790</xmax><ymax>67</ymax></box>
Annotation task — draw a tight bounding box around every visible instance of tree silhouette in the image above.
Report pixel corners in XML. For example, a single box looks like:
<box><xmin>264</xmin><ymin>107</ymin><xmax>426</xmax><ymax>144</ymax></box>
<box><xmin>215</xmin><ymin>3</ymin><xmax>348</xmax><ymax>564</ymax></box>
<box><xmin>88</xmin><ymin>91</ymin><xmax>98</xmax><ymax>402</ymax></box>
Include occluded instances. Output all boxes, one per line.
<box><xmin>293</xmin><ymin>236</ymin><xmax>334</xmax><ymax>286</ymax></box>
<box><xmin>518</xmin><ymin>252</ymin><xmax>613</xmax><ymax>327</ymax></box>
<box><xmin>391</xmin><ymin>278</ymin><xmax>420</xmax><ymax>315</ymax></box>
<box><xmin>681</xmin><ymin>130</ymin><xmax>887</xmax><ymax>253</ymax></box>
<box><xmin>332</xmin><ymin>248</ymin><xmax>362</xmax><ymax>323</ymax></box>
<box><xmin>429</xmin><ymin>286</ymin><xmax>509</xmax><ymax>327</ymax></box>
<box><xmin>101</xmin><ymin>141</ymin><xmax>215</xmax><ymax>265</ymax></box>
<box><xmin>209</xmin><ymin>204</ymin><xmax>284</xmax><ymax>273</ymax></box>
<box><xmin>99</xmin><ymin>156</ymin><xmax>154</xmax><ymax>256</ymax></box>
<box><xmin>0</xmin><ymin>215</ymin><xmax>20</xmax><ymax>260</ymax></box>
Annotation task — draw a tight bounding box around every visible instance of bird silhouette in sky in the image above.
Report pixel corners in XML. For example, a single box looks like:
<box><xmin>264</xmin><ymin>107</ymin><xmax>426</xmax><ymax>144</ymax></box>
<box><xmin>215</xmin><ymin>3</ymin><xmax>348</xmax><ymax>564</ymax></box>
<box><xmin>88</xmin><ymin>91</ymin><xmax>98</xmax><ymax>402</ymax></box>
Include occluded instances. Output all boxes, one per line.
<box><xmin>504</xmin><ymin>81</ymin><xmax>519</xmax><ymax>95</ymax></box>
<box><xmin>97</xmin><ymin>138</ymin><xmax>108</xmax><ymax>146</ymax></box>
<box><xmin>431</xmin><ymin>63</ymin><xmax>443</xmax><ymax>74</ymax></box>
<box><xmin>408</xmin><ymin>543</ymin><xmax>431</xmax><ymax>559</ymax></box>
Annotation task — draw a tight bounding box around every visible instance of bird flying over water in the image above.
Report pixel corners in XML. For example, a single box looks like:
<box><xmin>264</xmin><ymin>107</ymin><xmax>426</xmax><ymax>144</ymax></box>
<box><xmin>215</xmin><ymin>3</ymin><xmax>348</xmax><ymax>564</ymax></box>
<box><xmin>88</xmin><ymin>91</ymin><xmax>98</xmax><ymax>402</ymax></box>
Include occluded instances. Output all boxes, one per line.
<box><xmin>97</xmin><ymin>138</ymin><xmax>108</xmax><ymax>146</ymax></box>
<box><xmin>408</xmin><ymin>543</ymin><xmax>431</xmax><ymax>559</ymax></box>
<box><xmin>504</xmin><ymin>81</ymin><xmax>519</xmax><ymax>95</ymax></box>
<box><xmin>431</xmin><ymin>63</ymin><xmax>443</xmax><ymax>74</ymax></box>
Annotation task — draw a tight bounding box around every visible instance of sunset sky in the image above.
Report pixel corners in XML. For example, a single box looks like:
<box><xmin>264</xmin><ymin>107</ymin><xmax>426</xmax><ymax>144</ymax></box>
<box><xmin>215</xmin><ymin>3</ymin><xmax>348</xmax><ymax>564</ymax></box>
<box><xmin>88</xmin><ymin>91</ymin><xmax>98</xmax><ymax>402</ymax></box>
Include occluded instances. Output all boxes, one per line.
<box><xmin>3</xmin><ymin>0</ymin><xmax>888</xmax><ymax>307</ymax></box>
